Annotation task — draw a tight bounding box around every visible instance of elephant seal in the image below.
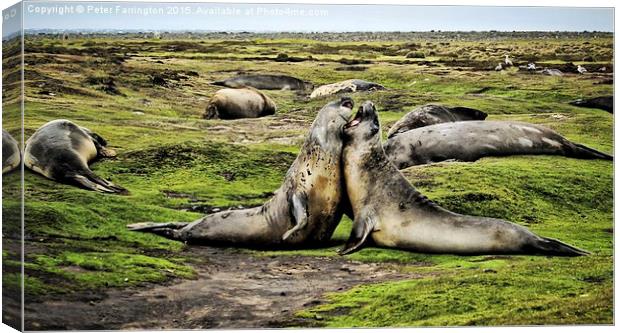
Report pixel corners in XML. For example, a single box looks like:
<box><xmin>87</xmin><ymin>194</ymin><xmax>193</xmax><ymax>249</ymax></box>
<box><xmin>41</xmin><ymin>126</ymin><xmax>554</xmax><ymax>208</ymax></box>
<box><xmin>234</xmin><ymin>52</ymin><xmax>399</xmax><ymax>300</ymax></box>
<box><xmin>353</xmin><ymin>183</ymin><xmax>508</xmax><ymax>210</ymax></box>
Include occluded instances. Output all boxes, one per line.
<box><xmin>310</xmin><ymin>79</ymin><xmax>385</xmax><ymax>99</ymax></box>
<box><xmin>212</xmin><ymin>74</ymin><xmax>313</xmax><ymax>91</ymax></box>
<box><xmin>540</xmin><ymin>68</ymin><xmax>563</xmax><ymax>76</ymax></box>
<box><xmin>387</xmin><ymin>104</ymin><xmax>488</xmax><ymax>138</ymax></box>
<box><xmin>24</xmin><ymin>119</ymin><xmax>127</xmax><ymax>194</ymax></box>
<box><xmin>203</xmin><ymin>87</ymin><xmax>276</xmax><ymax>120</ymax></box>
<box><xmin>384</xmin><ymin>120</ymin><xmax>612</xmax><ymax>169</ymax></box>
<box><xmin>2</xmin><ymin>129</ymin><xmax>20</xmax><ymax>174</ymax></box>
<box><xmin>569</xmin><ymin>96</ymin><xmax>613</xmax><ymax>113</ymax></box>
<box><xmin>339</xmin><ymin>101</ymin><xmax>588</xmax><ymax>256</ymax></box>
<box><xmin>128</xmin><ymin>97</ymin><xmax>354</xmax><ymax>247</ymax></box>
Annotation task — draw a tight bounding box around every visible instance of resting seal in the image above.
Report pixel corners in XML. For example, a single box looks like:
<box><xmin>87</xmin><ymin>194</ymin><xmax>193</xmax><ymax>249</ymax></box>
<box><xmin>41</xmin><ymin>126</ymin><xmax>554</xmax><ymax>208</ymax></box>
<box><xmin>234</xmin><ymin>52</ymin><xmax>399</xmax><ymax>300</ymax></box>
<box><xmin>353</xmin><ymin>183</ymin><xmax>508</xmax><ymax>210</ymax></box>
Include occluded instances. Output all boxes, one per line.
<box><xmin>569</xmin><ymin>96</ymin><xmax>613</xmax><ymax>113</ymax></box>
<box><xmin>384</xmin><ymin>120</ymin><xmax>612</xmax><ymax>169</ymax></box>
<box><xmin>387</xmin><ymin>104</ymin><xmax>488</xmax><ymax>138</ymax></box>
<box><xmin>2</xmin><ymin>129</ymin><xmax>20</xmax><ymax>174</ymax></box>
<box><xmin>128</xmin><ymin>98</ymin><xmax>354</xmax><ymax>247</ymax></box>
<box><xmin>24</xmin><ymin>119</ymin><xmax>127</xmax><ymax>194</ymax></box>
<box><xmin>204</xmin><ymin>87</ymin><xmax>277</xmax><ymax>120</ymax></box>
<box><xmin>212</xmin><ymin>74</ymin><xmax>313</xmax><ymax>91</ymax></box>
<box><xmin>339</xmin><ymin>101</ymin><xmax>588</xmax><ymax>256</ymax></box>
<box><xmin>310</xmin><ymin>79</ymin><xmax>385</xmax><ymax>99</ymax></box>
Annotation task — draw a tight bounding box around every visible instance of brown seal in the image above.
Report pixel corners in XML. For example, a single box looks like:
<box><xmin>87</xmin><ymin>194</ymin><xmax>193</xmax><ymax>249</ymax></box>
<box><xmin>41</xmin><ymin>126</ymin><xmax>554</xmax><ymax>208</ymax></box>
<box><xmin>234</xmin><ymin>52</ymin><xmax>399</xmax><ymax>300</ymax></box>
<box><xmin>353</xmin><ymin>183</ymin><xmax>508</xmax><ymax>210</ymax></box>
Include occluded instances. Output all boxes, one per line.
<box><xmin>203</xmin><ymin>87</ymin><xmax>276</xmax><ymax>120</ymax></box>
<box><xmin>128</xmin><ymin>97</ymin><xmax>355</xmax><ymax>247</ymax></box>
<box><xmin>339</xmin><ymin>101</ymin><xmax>588</xmax><ymax>256</ymax></box>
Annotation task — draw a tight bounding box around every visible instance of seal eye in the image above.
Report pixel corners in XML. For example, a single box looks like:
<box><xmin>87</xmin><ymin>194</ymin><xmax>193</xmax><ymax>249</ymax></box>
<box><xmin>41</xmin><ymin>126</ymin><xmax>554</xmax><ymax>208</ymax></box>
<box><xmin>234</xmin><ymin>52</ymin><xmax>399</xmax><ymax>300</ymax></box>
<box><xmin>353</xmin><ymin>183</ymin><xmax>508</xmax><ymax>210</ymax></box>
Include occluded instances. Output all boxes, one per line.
<box><xmin>341</xmin><ymin>98</ymin><xmax>354</xmax><ymax>109</ymax></box>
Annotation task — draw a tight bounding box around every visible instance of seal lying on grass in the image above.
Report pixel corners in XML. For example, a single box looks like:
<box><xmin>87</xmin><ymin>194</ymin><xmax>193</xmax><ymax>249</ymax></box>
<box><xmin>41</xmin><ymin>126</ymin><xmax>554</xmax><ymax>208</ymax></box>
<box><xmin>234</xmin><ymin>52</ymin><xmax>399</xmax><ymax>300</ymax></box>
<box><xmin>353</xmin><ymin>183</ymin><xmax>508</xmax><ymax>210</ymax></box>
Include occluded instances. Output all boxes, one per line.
<box><xmin>128</xmin><ymin>98</ymin><xmax>354</xmax><ymax>247</ymax></box>
<box><xmin>339</xmin><ymin>101</ymin><xmax>588</xmax><ymax>256</ymax></box>
<box><xmin>24</xmin><ymin>119</ymin><xmax>127</xmax><ymax>194</ymax></box>
<box><xmin>2</xmin><ymin>129</ymin><xmax>20</xmax><ymax>174</ymax></box>
<box><xmin>212</xmin><ymin>74</ymin><xmax>313</xmax><ymax>91</ymax></box>
<box><xmin>569</xmin><ymin>96</ymin><xmax>613</xmax><ymax>113</ymax></box>
<box><xmin>310</xmin><ymin>79</ymin><xmax>385</xmax><ymax>99</ymax></box>
<box><xmin>384</xmin><ymin>120</ymin><xmax>612</xmax><ymax>169</ymax></box>
<box><xmin>204</xmin><ymin>87</ymin><xmax>277</xmax><ymax>120</ymax></box>
<box><xmin>387</xmin><ymin>104</ymin><xmax>488</xmax><ymax>138</ymax></box>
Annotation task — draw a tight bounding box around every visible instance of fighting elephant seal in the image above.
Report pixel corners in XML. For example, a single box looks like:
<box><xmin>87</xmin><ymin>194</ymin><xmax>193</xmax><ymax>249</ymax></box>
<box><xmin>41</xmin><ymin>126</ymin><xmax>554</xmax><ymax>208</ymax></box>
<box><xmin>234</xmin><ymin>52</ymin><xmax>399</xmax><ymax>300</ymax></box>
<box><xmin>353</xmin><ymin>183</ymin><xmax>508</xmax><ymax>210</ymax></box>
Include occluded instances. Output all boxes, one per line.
<box><xmin>2</xmin><ymin>129</ymin><xmax>20</xmax><ymax>174</ymax></box>
<box><xmin>213</xmin><ymin>74</ymin><xmax>313</xmax><ymax>91</ymax></box>
<box><xmin>203</xmin><ymin>87</ymin><xmax>276</xmax><ymax>120</ymax></box>
<box><xmin>387</xmin><ymin>104</ymin><xmax>488</xmax><ymax>138</ymax></box>
<box><xmin>24</xmin><ymin>120</ymin><xmax>127</xmax><ymax>194</ymax></box>
<box><xmin>384</xmin><ymin>120</ymin><xmax>612</xmax><ymax>169</ymax></box>
<box><xmin>339</xmin><ymin>101</ymin><xmax>588</xmax><ymax>256</ymax></box>
<box><xmin>569</xmin><ymin>96</ymin><xmax>613</xmax><ymax>113</ymax></box>
<box><xmin>310</xmin><ymin>79</ymin><xmax>385</xmax><ymax>99</ymax></box>
<box><xmin>128</xmin><ymin>97</ymin><xmax>355</xmax><ymax>247</ymax></box>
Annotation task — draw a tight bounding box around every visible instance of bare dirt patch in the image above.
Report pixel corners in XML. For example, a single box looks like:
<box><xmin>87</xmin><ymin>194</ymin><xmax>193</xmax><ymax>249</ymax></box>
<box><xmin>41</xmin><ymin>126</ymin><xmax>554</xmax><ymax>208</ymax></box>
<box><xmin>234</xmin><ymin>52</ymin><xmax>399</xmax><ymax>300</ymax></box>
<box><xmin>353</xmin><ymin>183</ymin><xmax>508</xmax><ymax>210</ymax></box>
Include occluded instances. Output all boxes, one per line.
<box><xmin>23</xmin><ymin>246</ymin><xmax>423</xmax><ymax>330</ymax></box>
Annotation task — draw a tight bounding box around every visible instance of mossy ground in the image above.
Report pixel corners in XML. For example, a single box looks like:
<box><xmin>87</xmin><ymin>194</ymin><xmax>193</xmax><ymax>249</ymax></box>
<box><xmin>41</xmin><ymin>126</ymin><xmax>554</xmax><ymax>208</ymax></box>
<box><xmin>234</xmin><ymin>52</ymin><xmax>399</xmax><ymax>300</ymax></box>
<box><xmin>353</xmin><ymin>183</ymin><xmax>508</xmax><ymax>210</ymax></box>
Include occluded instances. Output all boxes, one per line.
<box><xmin>1</xmin><ymin>33</ymin><xmax>613</xmax><ymax>325</ymax></box>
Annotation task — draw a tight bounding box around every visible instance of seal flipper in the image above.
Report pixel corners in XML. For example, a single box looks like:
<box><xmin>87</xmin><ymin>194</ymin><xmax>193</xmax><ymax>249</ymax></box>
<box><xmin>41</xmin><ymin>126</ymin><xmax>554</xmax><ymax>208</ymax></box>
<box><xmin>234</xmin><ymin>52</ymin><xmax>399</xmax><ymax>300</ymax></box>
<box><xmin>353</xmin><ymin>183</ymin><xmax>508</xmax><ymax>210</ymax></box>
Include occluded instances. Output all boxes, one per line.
<box><xmin>211</xmin><ymin>80</ymin><xmax>227</xmax><ymax>87</ymax></box>
<box><xmin>525</xmin><ymin>237</ymin><xmax>590</xmax><ymax>256</ymax></box>
<box><xmin>126</xmin><ymin>222</ymin><xmax>189</xmax><ymax>240</ymax></box>
<box><xmin>85</xmin><ymin>130</ymin><xmax>117</xmax><ymax>158</ymax></box>
<box><xmin>70</xmin><ymin>170</ymin><xmax>128</xmax><ymax>194</ymax></box>
<box><xmin>282</xmin><ymin>192</ymin><xmax>309</xmax><ymax>241</ymax></box>
<box><xmin>339</xmin><ymin>213</ymin><xmax>377</xmax><ymax>255</ymax></box>
<box><xmin>569</xmin><ymin>142</ymin><xmax>613</xmax><ymax>161</ymax></box>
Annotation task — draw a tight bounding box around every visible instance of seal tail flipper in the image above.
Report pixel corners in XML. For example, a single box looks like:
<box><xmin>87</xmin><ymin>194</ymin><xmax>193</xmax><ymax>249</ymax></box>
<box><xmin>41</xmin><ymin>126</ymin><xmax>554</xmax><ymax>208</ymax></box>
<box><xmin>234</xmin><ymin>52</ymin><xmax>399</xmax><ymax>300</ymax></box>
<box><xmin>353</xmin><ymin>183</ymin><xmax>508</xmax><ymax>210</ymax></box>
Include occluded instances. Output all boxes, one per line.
<box><xmin>569</xmin><ymin>143</ymin><xmax>613</xmax><ymax>161</ymax></box>
<box><xmin>126</xmin><ymin>222</ymin><xmax>189</xmax><ymax>240</ymax></box>
<box><xmin>211</xmin><ymin>80</ymin><xmax>226</xmax><ymax>87</ymax></box>
<box><xmin>71</xmin><ymin>171</ymin><xmax>128</xmax><ymax>194</ymax></box>
<box><xmin>526</xmin><ymin>237</ymin><xmax>590</xmax><ymax>257</ymax></box>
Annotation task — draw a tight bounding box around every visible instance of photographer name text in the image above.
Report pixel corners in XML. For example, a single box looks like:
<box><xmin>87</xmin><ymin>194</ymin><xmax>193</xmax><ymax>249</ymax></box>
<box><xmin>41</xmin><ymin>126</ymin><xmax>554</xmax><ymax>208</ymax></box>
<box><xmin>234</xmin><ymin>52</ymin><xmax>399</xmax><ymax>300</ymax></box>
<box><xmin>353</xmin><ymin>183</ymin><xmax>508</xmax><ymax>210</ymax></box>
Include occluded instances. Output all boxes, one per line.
<box><xmin>27</xmin><ymin>4</ymin><xmax>328</xmax><ymax>17</ymax></box>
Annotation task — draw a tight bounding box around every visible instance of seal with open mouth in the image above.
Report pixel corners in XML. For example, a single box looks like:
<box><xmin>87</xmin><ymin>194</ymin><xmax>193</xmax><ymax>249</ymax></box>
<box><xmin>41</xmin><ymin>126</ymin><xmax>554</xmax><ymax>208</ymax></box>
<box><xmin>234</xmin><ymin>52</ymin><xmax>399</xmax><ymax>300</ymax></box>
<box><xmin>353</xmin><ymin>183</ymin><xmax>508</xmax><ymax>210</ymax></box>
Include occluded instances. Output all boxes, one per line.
<box><xmin>128</xmin><ymin>98</ymin><xmax>354</xmax><ymax>247</ymax></box>
<box><xmin>340</xmin><ymin>101</ymin><xmax>588</xmax><ymax>256</ymax></box>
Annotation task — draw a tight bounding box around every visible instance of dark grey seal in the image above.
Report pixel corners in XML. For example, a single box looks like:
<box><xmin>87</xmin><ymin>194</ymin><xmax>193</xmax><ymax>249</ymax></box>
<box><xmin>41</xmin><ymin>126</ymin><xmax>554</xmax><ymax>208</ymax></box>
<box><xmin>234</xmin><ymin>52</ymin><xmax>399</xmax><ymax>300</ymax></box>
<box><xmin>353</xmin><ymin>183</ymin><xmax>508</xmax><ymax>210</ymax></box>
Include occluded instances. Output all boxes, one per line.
<box><xmin>569</xmin><ymin>96</ymin><xmax>613</xmax><ymax>113</ymax></box>
<box><xmin>212</xmin><ymin>74</ymin><xmax>313</xmax><ymax>91</ymax></box>
<box><xmin>339</xmin><ymin>101</ymin><xmax>588</xmax><ymax>256</ymax></box>
<box><xmin>128</xmin><ymin>98</ymin><xmax>355</xmax><ymax>248</ymax></box>
<box><xmin>387</xmin><ymin>104</ymin><xmax>488</xmax><ymax>138</ymax></box>
<box><xmin>2</xmin><ymin>129</ymin><xmax>20</xmax><ymax>174</ymax></box>
<box><xmin>24</xmin><ymin>120</ymin><xmax>127</xmax><ymax>194</ymax></box>
<box><xmin>384</xmin><ymin>120</ymin><xmax>612</xmax><ymax>169</ymax></box>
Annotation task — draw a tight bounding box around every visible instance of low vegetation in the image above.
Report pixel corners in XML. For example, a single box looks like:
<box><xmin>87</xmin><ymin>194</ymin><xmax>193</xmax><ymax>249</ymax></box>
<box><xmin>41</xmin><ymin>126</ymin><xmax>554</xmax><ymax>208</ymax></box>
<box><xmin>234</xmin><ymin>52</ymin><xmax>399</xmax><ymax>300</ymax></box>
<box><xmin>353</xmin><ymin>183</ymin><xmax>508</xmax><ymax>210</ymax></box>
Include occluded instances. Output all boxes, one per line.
<box><xmin>2</xmin><ymin>31</ymin><xmax>613</xmax><ymax>326</ymax></box>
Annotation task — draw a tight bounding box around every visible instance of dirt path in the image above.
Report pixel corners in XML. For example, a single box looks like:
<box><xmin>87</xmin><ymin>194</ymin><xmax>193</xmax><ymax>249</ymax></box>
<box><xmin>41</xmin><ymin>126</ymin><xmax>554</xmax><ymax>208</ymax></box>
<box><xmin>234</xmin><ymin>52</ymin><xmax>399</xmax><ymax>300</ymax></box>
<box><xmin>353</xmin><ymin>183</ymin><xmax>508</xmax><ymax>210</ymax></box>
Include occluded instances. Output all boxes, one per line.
<box><xmin>24</xmin><ymin>246</ymin><xmax>425</xmax><ymax>330</ymax></box>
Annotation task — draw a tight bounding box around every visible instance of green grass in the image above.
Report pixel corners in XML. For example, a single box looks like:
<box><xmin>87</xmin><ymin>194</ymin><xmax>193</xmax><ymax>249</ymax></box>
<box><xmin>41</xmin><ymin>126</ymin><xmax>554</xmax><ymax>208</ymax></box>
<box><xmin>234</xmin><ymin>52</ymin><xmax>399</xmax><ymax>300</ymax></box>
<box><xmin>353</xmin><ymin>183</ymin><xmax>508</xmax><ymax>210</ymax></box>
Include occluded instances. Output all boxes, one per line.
<box><xmin>2</xmin><ymin>34</ymin><xmax>613</xmax><ymax>325</ymax></box>
<box><xmin>297</xmin><ymin>256</ymin><xmax>612</xmax><ymax>326</ymax></box>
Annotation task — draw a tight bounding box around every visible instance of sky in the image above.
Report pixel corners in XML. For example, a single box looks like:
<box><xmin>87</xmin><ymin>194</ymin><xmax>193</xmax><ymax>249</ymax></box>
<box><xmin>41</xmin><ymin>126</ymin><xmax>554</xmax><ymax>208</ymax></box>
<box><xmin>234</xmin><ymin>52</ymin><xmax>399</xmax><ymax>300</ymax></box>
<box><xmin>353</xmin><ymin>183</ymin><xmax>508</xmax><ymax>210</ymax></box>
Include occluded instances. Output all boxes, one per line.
<box><xmin>2</xmin><ymin>1</ymin><xmax>615</xmax><ymax>37</ymax></box>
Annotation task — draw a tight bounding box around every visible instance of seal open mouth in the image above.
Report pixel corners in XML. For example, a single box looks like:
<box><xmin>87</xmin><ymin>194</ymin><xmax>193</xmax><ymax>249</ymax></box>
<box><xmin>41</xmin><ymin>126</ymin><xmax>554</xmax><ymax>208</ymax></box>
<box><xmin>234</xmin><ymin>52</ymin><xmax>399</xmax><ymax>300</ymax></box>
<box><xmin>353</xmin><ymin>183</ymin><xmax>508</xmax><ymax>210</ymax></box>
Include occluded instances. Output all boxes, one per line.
<box><xmin>344</xmin><ymin>108</ymin><xmax>364</xmax><ymax>129</ymax></box>
<box><xmin>345</xmin><ymin>101</ymin><xmax>375</xmax><ymax>129</ymax></box>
